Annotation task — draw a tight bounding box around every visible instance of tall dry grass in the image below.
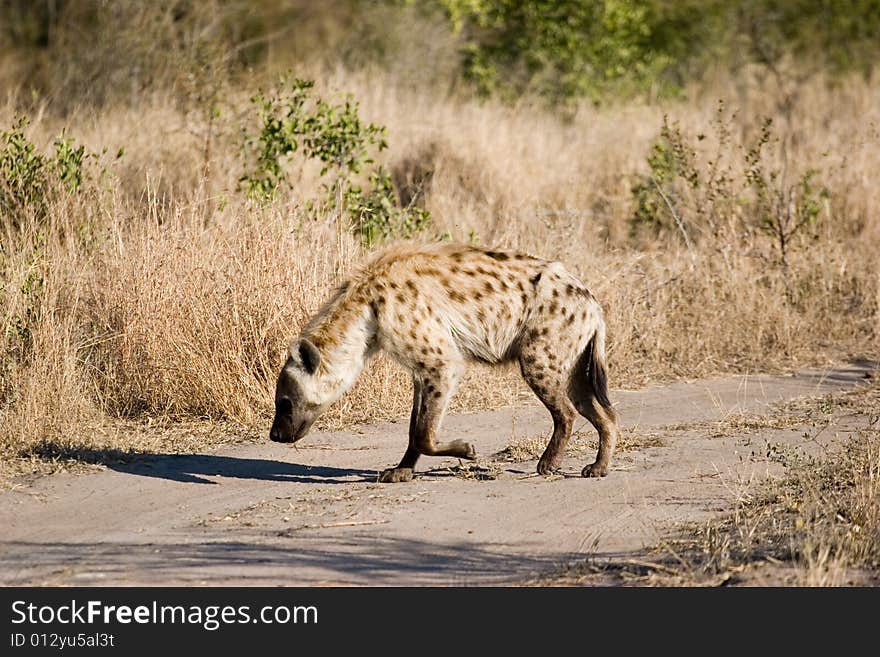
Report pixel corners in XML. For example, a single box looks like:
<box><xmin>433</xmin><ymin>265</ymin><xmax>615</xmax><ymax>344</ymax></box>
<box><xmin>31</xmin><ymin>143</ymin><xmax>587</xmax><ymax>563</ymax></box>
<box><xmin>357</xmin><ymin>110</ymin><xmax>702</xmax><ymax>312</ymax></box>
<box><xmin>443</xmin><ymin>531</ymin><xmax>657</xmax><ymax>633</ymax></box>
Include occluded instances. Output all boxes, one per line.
<box><xmin>1</xmin><ymin>69</ymin><xmax>878</xmax><ymax>472</ymax></box>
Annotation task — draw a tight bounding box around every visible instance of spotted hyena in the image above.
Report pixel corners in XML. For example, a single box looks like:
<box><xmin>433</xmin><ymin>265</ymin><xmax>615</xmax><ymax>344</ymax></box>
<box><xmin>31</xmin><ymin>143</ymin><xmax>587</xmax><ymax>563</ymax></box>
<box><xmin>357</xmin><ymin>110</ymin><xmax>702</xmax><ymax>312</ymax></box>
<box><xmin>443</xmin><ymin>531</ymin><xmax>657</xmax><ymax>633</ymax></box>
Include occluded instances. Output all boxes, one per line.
<box><xmin>270</xmin><ymin>242</ymin><xmax>620</xmax><ymax>482</ymax></box>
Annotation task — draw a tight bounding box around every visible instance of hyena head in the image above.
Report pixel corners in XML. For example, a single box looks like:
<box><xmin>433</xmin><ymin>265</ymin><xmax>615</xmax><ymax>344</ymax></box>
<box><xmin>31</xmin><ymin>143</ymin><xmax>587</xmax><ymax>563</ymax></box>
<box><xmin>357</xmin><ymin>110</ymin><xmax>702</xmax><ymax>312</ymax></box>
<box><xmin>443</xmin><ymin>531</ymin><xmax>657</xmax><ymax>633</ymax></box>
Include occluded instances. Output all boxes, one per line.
<box><xmin>269</xmin><ymin>338</ymin><xmax>325</xmax><ymax>444</ymax></box>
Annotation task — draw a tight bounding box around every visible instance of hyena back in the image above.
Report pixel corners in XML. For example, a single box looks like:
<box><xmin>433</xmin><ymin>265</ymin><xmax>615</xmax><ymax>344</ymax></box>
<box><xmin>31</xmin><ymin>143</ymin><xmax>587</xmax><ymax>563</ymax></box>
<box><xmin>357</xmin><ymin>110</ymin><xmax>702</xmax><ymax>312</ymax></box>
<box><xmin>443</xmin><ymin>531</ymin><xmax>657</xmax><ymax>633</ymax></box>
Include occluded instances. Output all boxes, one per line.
<box><xmin>270</xmin><ymin>242</ymin><xmax>620</xmax><ymax>482</ymax></box>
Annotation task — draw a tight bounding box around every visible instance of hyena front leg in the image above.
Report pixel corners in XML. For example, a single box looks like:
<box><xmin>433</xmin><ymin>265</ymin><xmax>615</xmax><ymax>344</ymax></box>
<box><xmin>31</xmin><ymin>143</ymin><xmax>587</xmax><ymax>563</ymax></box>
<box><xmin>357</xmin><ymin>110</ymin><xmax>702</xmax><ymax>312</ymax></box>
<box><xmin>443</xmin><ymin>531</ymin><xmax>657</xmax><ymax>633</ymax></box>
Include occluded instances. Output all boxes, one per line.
<box><xmin>378</xmin><ymin>364</ymin><xmax>475</xmax><ymax>483</ymax></box>
<box><xmin>378</xmin><ymin>378</ymin><xmax>423</xmax><ymax>483</ymax></box>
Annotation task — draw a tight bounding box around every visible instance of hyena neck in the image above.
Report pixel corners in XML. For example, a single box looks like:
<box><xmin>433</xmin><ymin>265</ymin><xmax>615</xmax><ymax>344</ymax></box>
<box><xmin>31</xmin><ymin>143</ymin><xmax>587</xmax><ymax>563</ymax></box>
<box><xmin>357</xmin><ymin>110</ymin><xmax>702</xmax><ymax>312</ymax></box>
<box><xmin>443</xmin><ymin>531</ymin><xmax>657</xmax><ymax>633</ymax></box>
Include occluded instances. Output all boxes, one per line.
<box><xmin>304</xmin><ymin>299</ymin><xmax>376</xmax><ymax>405</ymax></box>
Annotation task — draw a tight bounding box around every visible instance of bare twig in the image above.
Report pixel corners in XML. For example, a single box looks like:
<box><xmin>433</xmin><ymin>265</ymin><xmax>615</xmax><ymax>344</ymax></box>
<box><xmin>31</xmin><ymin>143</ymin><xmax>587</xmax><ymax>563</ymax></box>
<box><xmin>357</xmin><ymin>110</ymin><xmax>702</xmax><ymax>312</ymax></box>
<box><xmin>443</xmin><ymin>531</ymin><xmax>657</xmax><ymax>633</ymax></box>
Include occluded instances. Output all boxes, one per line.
<box><xmin>651</xmin><ymin>174</ymin><xmax>695</xmax><ymax>262</ymax></box>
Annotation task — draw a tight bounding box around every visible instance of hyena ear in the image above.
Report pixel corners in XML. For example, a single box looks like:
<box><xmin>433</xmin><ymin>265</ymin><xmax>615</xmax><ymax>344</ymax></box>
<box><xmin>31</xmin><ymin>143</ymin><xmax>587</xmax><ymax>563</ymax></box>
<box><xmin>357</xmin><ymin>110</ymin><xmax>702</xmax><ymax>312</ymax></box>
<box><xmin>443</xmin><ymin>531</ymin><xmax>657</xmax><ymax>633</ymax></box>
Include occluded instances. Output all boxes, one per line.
<box><xmin>299</xmin><ymin>338</ymin><xmax>321</xmax><ymax>375</ymax></box>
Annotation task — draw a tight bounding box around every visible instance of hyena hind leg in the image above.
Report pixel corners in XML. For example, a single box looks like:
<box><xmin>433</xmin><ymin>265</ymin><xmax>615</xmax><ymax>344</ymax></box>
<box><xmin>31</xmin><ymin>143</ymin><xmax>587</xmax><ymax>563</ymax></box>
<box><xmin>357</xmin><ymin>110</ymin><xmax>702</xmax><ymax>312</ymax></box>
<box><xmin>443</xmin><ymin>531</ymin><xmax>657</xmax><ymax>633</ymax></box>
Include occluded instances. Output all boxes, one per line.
<box><xmin>519</xmin><ymin>353</ymin><xmax>576</xmax><ymax>475</ymax></box>
<box><xmin>568</xmin><ymin>375</ymin><xmax>619</xmax><ymax>478</ymax></box>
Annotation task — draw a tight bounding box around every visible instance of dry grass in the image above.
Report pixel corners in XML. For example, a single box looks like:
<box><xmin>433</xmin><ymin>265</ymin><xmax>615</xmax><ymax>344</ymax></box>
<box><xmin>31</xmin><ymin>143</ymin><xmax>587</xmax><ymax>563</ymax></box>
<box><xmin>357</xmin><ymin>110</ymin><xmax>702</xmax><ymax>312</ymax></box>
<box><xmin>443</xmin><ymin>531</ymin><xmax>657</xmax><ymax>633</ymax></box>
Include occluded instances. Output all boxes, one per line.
<box><xmin>540</xmin><ymin>381</ymin><xmax>880</xmax><ymax>586</ymax></box>
<box><xmin>1</xmin><ymin>68</ymin><xmax>878</xmax><ymax>477</ymax></box>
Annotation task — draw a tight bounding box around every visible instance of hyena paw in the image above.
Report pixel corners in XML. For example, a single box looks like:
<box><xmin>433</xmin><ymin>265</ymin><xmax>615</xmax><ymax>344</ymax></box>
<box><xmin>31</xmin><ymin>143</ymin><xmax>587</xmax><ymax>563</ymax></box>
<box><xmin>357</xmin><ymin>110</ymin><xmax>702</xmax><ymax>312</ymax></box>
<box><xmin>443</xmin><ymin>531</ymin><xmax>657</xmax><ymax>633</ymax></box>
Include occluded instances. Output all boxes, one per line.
<box><xmin>536</xmin><ymin>457</ymin><xmax>560</xmax><ymax>476</ymax></box>
<box><xmin>582</xmin><ymin>463</ymin><xmax>608</xmax><ymax>478</ymax></box>
<box><xmin>378</xmin><ymin>467</ymin><xmax>414</xmax><ymax>483</ymax></box>
<box><xmin>449</xmin><ymin>440</ymin><xmax>476</xmax><ymax>460</ymax></box>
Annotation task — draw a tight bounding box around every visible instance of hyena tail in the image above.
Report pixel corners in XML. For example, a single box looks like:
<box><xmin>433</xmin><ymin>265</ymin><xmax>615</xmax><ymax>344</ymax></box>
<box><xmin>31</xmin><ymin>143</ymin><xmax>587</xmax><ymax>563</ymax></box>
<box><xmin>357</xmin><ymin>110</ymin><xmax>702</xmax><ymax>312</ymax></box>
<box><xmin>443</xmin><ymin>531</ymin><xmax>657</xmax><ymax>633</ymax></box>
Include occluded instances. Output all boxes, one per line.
<box><xmin>584</xmin><ymin>317</ymin><xmax>613</xmax><ymax>410</ymax></box>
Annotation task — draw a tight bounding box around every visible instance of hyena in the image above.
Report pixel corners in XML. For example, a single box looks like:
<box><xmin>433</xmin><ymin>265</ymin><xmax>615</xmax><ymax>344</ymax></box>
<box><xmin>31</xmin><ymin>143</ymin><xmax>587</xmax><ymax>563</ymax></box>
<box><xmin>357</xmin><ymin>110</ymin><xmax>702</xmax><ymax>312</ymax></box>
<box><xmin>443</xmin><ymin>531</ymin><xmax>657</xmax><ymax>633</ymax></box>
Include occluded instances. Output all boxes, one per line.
<box><xmin>270</xmin><ymin>242</ymin><xmax>620</xmax><ymax>483</ymax></box>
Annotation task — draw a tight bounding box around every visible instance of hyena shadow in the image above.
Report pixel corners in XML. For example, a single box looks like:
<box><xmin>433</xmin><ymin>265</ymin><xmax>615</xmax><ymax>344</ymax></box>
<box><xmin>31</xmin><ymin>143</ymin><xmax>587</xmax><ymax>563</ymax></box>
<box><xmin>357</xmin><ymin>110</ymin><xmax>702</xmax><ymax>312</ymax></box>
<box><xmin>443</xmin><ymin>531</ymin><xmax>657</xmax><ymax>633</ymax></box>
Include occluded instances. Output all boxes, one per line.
<box><xmin>111</xmin><ymin>454</ymin><xmax>376</xmax><ymax>485</ymax></box>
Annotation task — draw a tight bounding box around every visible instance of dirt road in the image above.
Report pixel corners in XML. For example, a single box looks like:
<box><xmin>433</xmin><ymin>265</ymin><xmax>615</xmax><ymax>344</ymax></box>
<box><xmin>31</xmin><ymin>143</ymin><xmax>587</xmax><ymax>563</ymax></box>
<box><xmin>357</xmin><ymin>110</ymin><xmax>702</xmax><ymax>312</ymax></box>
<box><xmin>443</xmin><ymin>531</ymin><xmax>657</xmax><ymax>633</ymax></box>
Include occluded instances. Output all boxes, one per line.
<box><xmin>0</xmin><ymin>363</ymin><xmax>873</xmax><ymax>586</ymax></box>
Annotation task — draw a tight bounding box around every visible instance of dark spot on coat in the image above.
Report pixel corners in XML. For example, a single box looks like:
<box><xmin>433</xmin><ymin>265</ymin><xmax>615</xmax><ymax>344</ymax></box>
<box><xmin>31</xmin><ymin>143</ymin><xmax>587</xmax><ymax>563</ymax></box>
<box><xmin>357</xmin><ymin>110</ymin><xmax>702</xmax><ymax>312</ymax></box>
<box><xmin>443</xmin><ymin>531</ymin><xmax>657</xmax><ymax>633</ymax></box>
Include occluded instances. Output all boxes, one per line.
<box><xmin>433</xmin><ymin>389</ymin><xmax>442</xmax><ymax>398</ymax></box>
<box><xmin>548</xmin><ymin>301</ymin><xmax>558</xmax><ymax>314</ymax></box>
<box><xmin>483</xmin><ymin>280</ymin><xmax>494</xmax><ymax>294</ymax></box>
<box><xmin>450</xmin><ymin>289</ymin><xmax>466</xmax><ymax>303</ymax></box>
<box><xmin>530</xmin><ymin>273</ymin><xmax>542</xmax><ymax>286</ymax></box>
<box><xmin>486</xmin><ymin>251</ymin><xmax>509</xmax><ymax>261</ymax></box>
<box><xmin>396</xmin><ymin>292</ymin><xmax>406</xmax><ymax>303</ymax></box>
<box><xmin>405</xmin><ymin>280</ymin><xmax>418</xmax><ymax>292</ymax></box>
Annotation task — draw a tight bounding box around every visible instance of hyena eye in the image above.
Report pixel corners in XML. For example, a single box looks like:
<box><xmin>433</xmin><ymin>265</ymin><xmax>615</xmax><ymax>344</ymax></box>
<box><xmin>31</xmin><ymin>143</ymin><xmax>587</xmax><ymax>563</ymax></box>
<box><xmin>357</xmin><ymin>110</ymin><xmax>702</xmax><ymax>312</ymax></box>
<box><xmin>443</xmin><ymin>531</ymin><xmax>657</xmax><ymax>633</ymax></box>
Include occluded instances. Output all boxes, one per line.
<box><xmin>275</xmin><ymin>397</ymin><xmax>293</xmax><ymax>415</ymax></box>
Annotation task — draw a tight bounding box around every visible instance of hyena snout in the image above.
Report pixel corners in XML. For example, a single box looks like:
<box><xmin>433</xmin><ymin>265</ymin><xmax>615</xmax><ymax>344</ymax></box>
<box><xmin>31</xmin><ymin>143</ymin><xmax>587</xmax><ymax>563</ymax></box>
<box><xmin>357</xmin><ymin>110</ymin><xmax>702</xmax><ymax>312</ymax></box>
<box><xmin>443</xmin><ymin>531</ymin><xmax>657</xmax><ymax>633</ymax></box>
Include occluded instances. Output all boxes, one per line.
<box><xmin>269</xmin><ymin>398</ymin><xmax>300</xmax><ymax>443</ymax></box>
<box><xmin>269</xmin><ymin>397</ymin><xmax>319</xmax><ymax>444</ymax></box>
<box><xmin>269</xmin><ymin>421</ymin><xmax>291</xmax><ymax>443</ymax></box>
<box><xmin>269</xmin><ymin>416</ymin><xmax>294</xmax><ymax>443</ymax></box>
<box><xmin>269</xmin><ymin>415</ymin><xmax>309</xmax><ymax>443</ymax></box>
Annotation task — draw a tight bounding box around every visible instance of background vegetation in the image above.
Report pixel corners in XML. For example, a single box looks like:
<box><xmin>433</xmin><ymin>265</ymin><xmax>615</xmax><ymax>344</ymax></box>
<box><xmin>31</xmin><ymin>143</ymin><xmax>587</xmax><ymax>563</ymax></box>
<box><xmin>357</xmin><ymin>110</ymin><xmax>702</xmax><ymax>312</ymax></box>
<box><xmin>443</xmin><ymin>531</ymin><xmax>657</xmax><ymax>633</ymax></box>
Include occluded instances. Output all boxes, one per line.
<box><xmin>1</xmin><ymin>1</ymin><xmax>878</xmax><ymax>474</ymax></box>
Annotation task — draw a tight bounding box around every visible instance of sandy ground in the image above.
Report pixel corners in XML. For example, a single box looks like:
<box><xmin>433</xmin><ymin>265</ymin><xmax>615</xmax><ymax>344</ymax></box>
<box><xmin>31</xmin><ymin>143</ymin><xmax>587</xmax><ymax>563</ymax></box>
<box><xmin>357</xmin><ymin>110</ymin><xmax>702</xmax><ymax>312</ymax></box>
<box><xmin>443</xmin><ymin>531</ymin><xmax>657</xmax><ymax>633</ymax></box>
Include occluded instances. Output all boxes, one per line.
<box><xmin>0</xmin><ymin>362</ymin><xmax>874</xmax><ymax>586</ymax></box>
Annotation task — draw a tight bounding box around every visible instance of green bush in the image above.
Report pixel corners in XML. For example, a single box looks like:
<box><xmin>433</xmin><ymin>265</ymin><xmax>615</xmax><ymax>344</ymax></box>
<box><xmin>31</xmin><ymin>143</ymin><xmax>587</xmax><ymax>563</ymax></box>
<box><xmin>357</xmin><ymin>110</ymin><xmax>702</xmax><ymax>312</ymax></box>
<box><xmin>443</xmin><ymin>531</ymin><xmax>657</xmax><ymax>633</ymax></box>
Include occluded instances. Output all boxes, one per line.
<box><xmin>441</xmin><ymin>0</ymin><xmax>674</xmax><ymax>103</ymax></box>
<box><xmin>240</xmin><ymin>77</ymin><xmax>387</xmax><ymax>201</ymax></box>
<box><xmin>346</xmin><ymin>167</ymin><xmax>432</xmax><ymax>247</ymax></box>
<box><xmin>0</xmin><ymin>117</ymin><xmax>89</xmax><ymax>229</ymax></box>
<box><xmin>630</xmin><ymin>106</ymin><xmax>829</xmax><ymax>282</ymax></box>
<box><xmin>744</xmin><ymin>119</ymin><xmax>829</xmax><ymax>277</ymax></box>
<box><xmin>437</xmin><ymin>0</ymin><xmax>880</xmax><ymax>103</ymax></box>
<box><xmin>240</xmin><ymin>75</ymin><xmax>432</xmax><ymax>246</ymax></box>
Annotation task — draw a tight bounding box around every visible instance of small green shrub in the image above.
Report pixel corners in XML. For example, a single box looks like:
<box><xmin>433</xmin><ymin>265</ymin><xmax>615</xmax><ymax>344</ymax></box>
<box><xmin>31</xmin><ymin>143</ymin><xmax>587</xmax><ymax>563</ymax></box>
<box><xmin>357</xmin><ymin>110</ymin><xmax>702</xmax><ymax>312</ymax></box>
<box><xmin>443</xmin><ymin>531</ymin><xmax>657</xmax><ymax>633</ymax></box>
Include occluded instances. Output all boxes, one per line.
<box><xmin>744</xmin><ymin>119</ymin><xmax>829</xmax><ymax>276</ymax></box>
<box><xmin>0</xmin><ymin>117</ymin><xmax>90</xmax><ymax>228</ymax></box>
<box><xmin>240</xmin><ymin>75</ymin><xmax>431</xmax><ymax>246</ymax></box>
<box><xmin>630</xmin><ymin>114</ymin><xmax>700</xmax><ymax>241</ymax></box>
<box><xmin>630</xmin><ymin>105</ymin><xmax>828</xmax><ymax>275</ymax></box>
<box><xmin>53</xmin><ymin>132</ymin><xmax>88</xmax><ymax>193</ymax></box>
<box><xmin>346</xmin><ymin>167</ymin><xmax>432</xmax><ymax>247</ymax></box>
<box><xmin>240</xmin><ymin>78</ymin><xmax>387</xmax><ymax>201</ymax></box>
